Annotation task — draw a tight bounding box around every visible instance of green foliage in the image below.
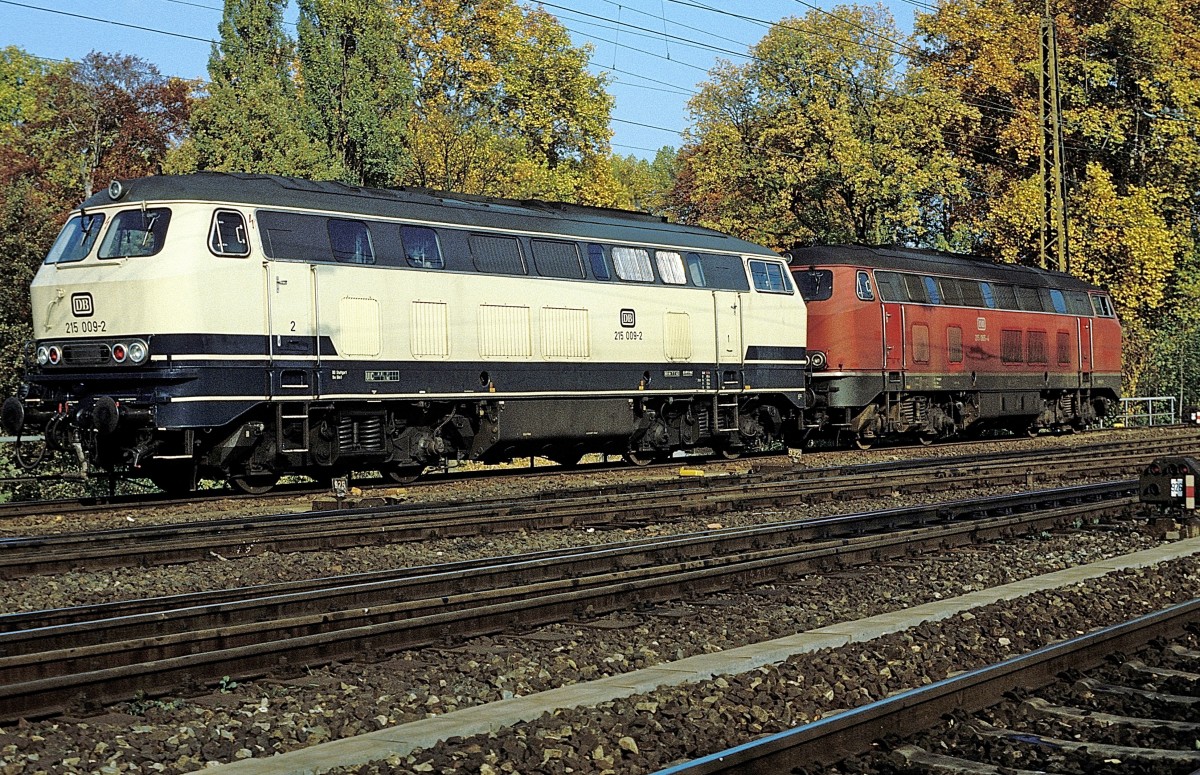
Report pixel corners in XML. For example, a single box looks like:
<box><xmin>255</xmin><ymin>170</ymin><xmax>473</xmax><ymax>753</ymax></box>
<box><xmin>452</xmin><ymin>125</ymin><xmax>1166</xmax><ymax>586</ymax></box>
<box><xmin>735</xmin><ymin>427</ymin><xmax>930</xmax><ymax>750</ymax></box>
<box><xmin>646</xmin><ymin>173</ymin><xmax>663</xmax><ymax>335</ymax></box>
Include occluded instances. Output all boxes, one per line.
<box><xmin>394</xmin><ymin>0</ymin><xmax>614</xmax><ymax>201</ymax></box>
<box><xmin>187</xmin><ymin>0</ymin><xmax>333</xmax><ymax>177</ymax></box>
<box><xmin>669</xmin><ymin>5</ymin><xmax>968</xmax><ymax>251</ymax></box>
<box><xmin>297</xmin><ymin>0</ymin><xmax>412</xmax><ymax>186</ymax></box>
<box><xmin>609</xmin><ymin>147</ymin><xmax>678</xmax><ymax>214</ymax></box>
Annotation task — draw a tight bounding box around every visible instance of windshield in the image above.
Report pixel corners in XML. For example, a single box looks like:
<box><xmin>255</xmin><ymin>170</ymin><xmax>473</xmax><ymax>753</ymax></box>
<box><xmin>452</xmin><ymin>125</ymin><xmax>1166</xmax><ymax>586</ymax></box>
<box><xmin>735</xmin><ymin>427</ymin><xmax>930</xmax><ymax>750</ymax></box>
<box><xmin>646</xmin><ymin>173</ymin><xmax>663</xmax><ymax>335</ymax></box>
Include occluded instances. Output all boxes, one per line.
<box><xmin>45</xmin><ymin>213</ymin><xmax>107</xmax><ymax>265</ymax></box>
<box><xmin>99</xmin><ymin>208</ymin><xmax>172</xmax><ymax>259</ymax></box>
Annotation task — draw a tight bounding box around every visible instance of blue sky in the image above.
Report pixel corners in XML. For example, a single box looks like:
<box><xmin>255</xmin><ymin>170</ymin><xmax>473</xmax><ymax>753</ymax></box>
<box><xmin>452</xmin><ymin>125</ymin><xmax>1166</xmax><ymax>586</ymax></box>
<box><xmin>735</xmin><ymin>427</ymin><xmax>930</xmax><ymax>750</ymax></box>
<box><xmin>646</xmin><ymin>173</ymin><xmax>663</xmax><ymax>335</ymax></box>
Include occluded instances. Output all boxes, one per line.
<box><xmin>1</xmin><ymin>0</ymin><xmax>919</xmax><ymax>158</ymax></box>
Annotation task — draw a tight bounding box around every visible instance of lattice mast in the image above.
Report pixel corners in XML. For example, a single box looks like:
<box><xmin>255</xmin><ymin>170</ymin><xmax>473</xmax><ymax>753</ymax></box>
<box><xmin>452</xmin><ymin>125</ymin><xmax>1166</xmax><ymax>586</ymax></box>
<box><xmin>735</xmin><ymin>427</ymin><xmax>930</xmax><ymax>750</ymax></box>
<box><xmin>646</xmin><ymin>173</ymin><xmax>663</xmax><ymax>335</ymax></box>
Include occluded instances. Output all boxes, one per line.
<box><xmin>1039</xmin><ymin>0</ymin><xmax>1070</xmax><ymax>273</ymax></box>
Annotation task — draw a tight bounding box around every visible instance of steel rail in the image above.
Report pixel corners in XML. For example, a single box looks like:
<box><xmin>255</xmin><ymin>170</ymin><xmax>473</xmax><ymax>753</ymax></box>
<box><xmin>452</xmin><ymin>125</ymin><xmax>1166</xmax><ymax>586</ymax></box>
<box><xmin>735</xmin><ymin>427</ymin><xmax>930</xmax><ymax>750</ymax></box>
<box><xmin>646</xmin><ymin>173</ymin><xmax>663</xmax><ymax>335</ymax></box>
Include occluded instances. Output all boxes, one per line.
<box><xmin>0</xmin><ymin>438</ymin><xmax>1185</xmax><ymax>578</ymax></box>
<box><xmin>654</xmin><ymin>598</ymin><xmax>1200</xmax><ymax>774</ymax></box>
<box><xmin>0</xmin><ymin>482</ymin><xmax>1136</xmax><ymax>721</ymax></box>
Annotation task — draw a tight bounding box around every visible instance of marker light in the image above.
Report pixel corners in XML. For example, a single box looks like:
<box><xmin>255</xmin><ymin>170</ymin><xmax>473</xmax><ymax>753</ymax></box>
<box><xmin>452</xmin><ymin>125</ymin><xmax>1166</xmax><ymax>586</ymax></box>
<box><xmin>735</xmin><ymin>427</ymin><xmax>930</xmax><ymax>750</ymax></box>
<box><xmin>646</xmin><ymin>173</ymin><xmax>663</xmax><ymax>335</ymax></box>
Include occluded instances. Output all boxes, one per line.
<box><xmin>47</xmin><ymin>346</ymin><xmax>61</xmax><ymax>365</ymax></box>
<box><xmin>127</xmin><ymin>340</ymin><xmax>148</xmax><ymax>364</ymax></box>
<box><xmin>111</xmin><ymin>343</ymin><xmax>127</xmax><ymax>363</ymax></box>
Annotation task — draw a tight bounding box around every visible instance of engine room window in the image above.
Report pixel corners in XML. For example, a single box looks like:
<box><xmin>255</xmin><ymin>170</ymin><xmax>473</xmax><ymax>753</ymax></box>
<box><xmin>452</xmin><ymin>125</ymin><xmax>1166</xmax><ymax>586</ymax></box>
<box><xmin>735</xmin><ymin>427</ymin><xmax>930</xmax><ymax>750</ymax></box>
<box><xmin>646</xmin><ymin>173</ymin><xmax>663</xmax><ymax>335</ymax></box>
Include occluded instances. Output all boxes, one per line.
<box><xmin>939</xmin><ymin>278</ymin><xmax>965</xmax><ymax>306</ymax></box>
<box><xmin>327</xmin><ymin>219</ymin><xmax>374</xmax><ymax>264</ymax></box>
<box><xmin>612</xmin><ymin>246</ymin><xmax>654</xmax><ymax>282</ymax></box>
<box><xmin>401</xmin><ymin>225</ymin><xmax>443</xmax><ymax>269</ymax></box>
<box><xmin>958</xmin><ymin>279</ymin><xmax>986</xmax><ymax>307</ymax></box>
<box><xmin>922</xmin><ymin>276</ymin><xmax>942</xmax><ymax>304</ymax></box>
<box><xmin>45</xmin><ymin>212</ymin><xmax>106</xmax><ymax>264</ymax></box>
<box><xmin>750</xmin><ymin>260</ymin><xmax>793</xmax><ymax>293</ymax></box>
<box><xmin>470</xmin><ymin>233</ymin><xmax>526</xmax><ymax>275</ymax></box>
<box><xmin>209</xmin><ymin>210</ymin><xmax>249</xmax><ymax>256</ymax></box>
<box><xmin>979</xmin><ymin>282</ymin><xmax>996</xmax><ymax>308</ymax></box>
<box><xmin>656</xmin><ymin>250</ymin><xmax>687</xmax><ymax>285</ymax></box>
<box><xmin>991</xmin><ymin>284</ymin><xmax>1018</xmax><ymax>310</ymax></box>
<box><xmin>794</xmin><ymin>269</ymin><xmax>832</xmax><ymax>300</ymax></box>
<box><xmin>587</xmin><ymin>244</ymin><xmax>610</xmax><ymax>280</ymax></box>
<box><xmin>855</xmin><ymin>271</ymin><xmax>874</xmax><ymax>301</ymax></box>
<box><xmin>99</xmin><ymin>208</ymin><xmax>172</xmax><ymax>259</ymax></box>
<box><xmin>532</xmin><ymin>239</ymin><xmax>585</xmax><ymax>279</ymax></box>
<box><xmin>874</xmin><ymin>271</ymin><xmax>905</xmax><ymax>302</ymax></box>
<box><xmin>902</xmin><ymin>274</ymin><xmax>929</xmax><ymax>304</ymax></box>
<box><xmin>258</xmin><ymin>210</ymin><xmax>333</xmax><ymax>263</ymax></box>
<box><xmin>1048</xmin><ymin>289</ymin><xmax>1068</xmax><ymax>314</ymax></box>
<box><xmin>1016</xmin><ymin>286</ymin><xmax>1044</xmax><ymax>312</ymax></box>
<box><xmin>1065</xmin><ymin>291</ymin><xmax>1092</xmax><ymax>316</ymax></box>
<box><xmin>686</xmin><ymin>253</ymin><xmax>707</xmax><ymax>287</ymax></box>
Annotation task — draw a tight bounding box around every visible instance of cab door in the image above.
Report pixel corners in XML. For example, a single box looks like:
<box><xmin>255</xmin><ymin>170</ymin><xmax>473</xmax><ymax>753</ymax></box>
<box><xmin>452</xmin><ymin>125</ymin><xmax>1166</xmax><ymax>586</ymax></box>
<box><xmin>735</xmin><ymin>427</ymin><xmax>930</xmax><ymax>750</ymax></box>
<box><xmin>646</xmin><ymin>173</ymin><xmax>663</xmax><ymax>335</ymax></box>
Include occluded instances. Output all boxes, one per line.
<box><xmin>1078</xmin><ymin>316</ymin><xmax>1093</xmax><ymax>384</ymax></box>
<box><xmin>265</xmin><ymin>260</ymin><xmax>318</xmax><ymax>397</ymax></box>
<box><xmin>882</xmin><ymin>302</ymin><xmax>905</xmax><ymax>373</ymax></box>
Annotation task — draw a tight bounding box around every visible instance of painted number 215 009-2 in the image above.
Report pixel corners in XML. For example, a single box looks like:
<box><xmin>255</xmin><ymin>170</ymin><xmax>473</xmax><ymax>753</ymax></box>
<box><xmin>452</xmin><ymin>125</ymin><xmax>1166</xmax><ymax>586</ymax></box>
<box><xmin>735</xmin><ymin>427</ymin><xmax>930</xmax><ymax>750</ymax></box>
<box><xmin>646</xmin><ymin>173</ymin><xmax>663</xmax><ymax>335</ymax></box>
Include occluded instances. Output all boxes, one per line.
<box><xmin>614</xmin><ymin>330</ymin><xmax>643</xmax><ymax>340</ymax></box>
<box><xmin>65</xmin><ymin>320</ymin><xmax>107</xmax><ymax>334</ymax></box>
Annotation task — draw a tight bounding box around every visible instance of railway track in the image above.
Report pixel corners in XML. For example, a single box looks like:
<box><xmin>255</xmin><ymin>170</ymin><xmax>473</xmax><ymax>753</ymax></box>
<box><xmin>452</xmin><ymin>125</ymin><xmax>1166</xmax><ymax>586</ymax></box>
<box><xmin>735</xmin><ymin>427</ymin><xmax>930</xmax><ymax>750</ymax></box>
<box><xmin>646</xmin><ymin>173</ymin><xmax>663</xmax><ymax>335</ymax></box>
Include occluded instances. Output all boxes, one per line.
<box><xmin>0</xmin><ymin>433</ymin><xmax>1193</xmax><ymax>578</ymax></box>
<box><xmin>0</xmin><ymin>427</ymin><xmax>1194</xmax><ymax>522</ymax></box>
<box><xmin>660</xmin><ymin>600</ymin><xmax>1200</xmax><ymax>774</ymax></box>
<box><xmin>0</xmin><ymin>481</ymin><xmax>1138</xmax><ymax>722</ymax></box>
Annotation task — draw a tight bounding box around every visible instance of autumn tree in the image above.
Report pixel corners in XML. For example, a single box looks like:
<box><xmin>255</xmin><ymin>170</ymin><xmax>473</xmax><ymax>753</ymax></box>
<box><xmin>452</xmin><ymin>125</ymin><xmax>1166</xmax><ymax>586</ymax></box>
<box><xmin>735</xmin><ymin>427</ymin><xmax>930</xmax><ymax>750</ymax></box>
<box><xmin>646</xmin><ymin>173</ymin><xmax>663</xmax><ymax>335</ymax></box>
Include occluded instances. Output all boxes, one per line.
<box><xmin>670</xmin><ymin>5</ymin><xmax>968</xmax><ymax>251</ymax></box>
<box><xmin>393</xmin><ymin>0</ymin><xmax>614</xmax><ymax>202</ymax></box>
<box><xmin>182</xmin><ymin>0</ymin><xmax>332</xmax><ymax>177</ymax></box>
<box><xmin>917</xmin><ymin>0</ymin><xmax>1200</xmax><ymax>393</ymax></box>
<box><xmin>609</xmin><ymin>146</ymin><xmax>678</xmax><ymax>214</ymax></box>
<box><xmin>297</xmin><ymin>0</ymin><xmax>412</xmax><ymax>186</ymax></box>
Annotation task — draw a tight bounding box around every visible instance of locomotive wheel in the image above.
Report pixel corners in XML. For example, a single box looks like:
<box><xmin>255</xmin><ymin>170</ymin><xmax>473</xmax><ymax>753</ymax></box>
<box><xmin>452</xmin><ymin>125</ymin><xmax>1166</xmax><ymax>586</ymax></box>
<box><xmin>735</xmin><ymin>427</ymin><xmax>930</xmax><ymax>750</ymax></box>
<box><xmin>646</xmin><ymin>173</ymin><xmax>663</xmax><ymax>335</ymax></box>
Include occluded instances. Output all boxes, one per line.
<box><xmin>624</xmin><ymin>449</ymin><xmax>655</xmax><ymax>467</ymax></box>
<box><xmin>853</xmin><ymin>435</ymin><xmax>875</xmax><ymax>450</ymax></box>
<box><xmin>718</xmin><ymin>445</ymin><xmax>742</xmax><ymax>460</ymax></box>
<box><xmin>230</xmin><ymin>473</ymin><xmax>280</xmax><ymax>495</ymax></box>
<box><xmin>917</xmin><ymin>434</ymin><xmax>935</xmax><ymax>447</ymax></box>
<box><xmin>382</xmin><ymin>465</ymin><xmax>423</xmax><ymax>484</ymax></box>
<box><xmin>1026</xmin><ymin>426</ymin><xmax>1040</xmax><ymax>438</ymax></box>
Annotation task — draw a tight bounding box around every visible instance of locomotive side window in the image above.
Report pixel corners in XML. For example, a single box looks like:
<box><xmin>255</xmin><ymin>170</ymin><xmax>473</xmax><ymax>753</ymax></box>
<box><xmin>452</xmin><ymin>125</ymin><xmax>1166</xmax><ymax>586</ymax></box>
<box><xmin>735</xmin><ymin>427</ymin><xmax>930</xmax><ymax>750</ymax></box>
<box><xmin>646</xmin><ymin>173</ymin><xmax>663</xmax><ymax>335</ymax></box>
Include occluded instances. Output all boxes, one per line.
<box><xmin>46</xmin><ymin>212</ymin><xmax>106</xmax><ymax>264</ymax></box>
<box><xmin>587</xmin><ymin>244</ymin><xmax>610</xmax><ymax>280</ymax></box>
<box><xmin>532</xmin><ymin>239</ymin><xmax>584</xmax><ymax>279</ymax></box>
<box><xmin>902</xmin><ymin>274</ymin><xmax>929</xmax><ymax>304</ymax></box>
<box><xmin>1064</xmin><ymin>291</ymin><xmax>1092</xmax><ymax>316</ymax></box>
<box><xmin>699</xmin><ymin>254</ymin><xmax>750</xmax><ymax>291</ymax></box>
<box><xmin>948</xmin><ymin>326</ymin><xmax>963</xmax><ymax>363</ymax></box>
<box><xmin>209</xmin><ymin>210</ymin><xmax>250</xmax><ymax>256</ymax></box>
<box><xmin>979</xmin><ymin>282</ymin><xmax>996</xmax><ymax>308</ymax></box>
<box><xmin>1016</xmin><ymin>286</ymin><xmax>1044</xmax><ymax>312</ymax></box>
<box><xmin>470</xmin><ymin>233</ymin><xmax>526</xmax><ymax>275</ymax></box>
<box><xmin>922</xmin><ymin>276</ymin><xmax>942</xmax><ymax>304</ymax></box>
<box><xmin>99</xmin><ymin>208</ymin><xmax>172</xmax><ymax>259</ymax></box>
<box><xmin>1091</xmin><ymin>294</ymin><xmax>1116</xmax><ymax>317</ymax></box>
<box><xmin>794</xmin><ymin>269</ymin><xmax>832</xmax><ymax>300</ymax></box>
<box><xmin>1048</xmin><ymin>289</ymin><xmax>1068</xmax><ymax>314</ymax></box>
<box><xmin>874</xmin><ymin>271</ymin><xmax>905</xmax><ymax>302</ymax></box>
<box><xmin>612</xmin><ymin>246</ymin><xmax>654</xmax><ymax>282</ymax></box>
<box><xmin>991</xmin><ymin>284</ymin><xmax>1018</xmax><ymax>310</ymax></box>
<box><xmin>258</xmin><ymin>211</ymin><xmax>333</xmax><ymax>263</ymax></box>
<box><xmin>958</xmin><ymin>279</ymin><xmax>986</xmax><ymax>307</ymax></box>
<box><xmin>940</xmin><ymin>277</ymin><xmax>965</xmax><ymax>306</ymax></box>
<box><xmin>685</xmin><ymin>252</ymin><xmax>707</xmax><ymax>287</ymax></box>
<box><xmin>749</xmin><ymin>260</ymin><xmax>793</xmax><ymax>293</ymax></box>
<box><xmin>855</xmin><ymin>271</ymin><xmax>874</xmax><ymax>300</ymax></box>
<box><xmin>400</xmin><ymin>226</ymin><xmax>443</xmax><ymax>269</ymax></box>
<box><xmin>327</xmin><ymin>219</ymin><xmax>374</xmax><ymax>264</ymax></box>
<box><xmin>655</xmin><ymin>250</ymin><xmax>687</xmax><ymax>285</ymax></box>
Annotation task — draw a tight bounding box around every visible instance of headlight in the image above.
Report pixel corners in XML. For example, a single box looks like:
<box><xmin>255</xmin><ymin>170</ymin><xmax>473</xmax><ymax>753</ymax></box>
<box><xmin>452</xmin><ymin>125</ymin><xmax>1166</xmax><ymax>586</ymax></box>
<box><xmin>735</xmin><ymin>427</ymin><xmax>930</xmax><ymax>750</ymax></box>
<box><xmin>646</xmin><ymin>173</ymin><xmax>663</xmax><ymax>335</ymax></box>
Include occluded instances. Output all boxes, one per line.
<box><xmin>111</xmin><ymin>343</ymin><xmax>127</xmax><ymax>363</ymax></box>
<box><xmin>36</xmin><ymin>346</ymin><xmax>50</xmax><ymax>366</ymax></box>
<box><xmin>808</xmin><ymin>350</ymin><xmax>828</xmax><ymax>370</ymax></box>
<box><xmin>127</xmin><ymin>340</ymin><xmax>148</xmax><ymax>364</ymax></box>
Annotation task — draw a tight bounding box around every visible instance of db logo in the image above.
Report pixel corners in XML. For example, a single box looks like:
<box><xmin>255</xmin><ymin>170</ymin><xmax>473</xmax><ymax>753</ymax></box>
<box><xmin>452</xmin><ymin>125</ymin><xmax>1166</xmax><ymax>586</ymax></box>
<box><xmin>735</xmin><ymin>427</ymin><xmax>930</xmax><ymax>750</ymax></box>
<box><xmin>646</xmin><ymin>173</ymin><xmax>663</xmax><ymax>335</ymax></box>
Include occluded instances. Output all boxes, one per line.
<box><xmin>71</xmin><ymin>293</ymin><xmax>94</xmax><ymax>317</ymax></box>
<box><xmin>620</xmin><ymin>309</ymin><xmax>636</xmax><ymax>328</ymax></box>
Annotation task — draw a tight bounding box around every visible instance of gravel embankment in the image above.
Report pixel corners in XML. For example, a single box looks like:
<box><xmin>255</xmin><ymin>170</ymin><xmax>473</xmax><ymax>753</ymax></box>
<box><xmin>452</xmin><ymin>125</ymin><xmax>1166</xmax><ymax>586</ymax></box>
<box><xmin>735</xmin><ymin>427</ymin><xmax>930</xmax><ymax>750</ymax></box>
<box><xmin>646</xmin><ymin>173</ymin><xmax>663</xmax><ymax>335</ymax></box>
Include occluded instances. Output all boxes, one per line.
<box><xmin>0</xmin><ymin>522</ymin><xmax>1179</xmax><ymax>773</ymax></box>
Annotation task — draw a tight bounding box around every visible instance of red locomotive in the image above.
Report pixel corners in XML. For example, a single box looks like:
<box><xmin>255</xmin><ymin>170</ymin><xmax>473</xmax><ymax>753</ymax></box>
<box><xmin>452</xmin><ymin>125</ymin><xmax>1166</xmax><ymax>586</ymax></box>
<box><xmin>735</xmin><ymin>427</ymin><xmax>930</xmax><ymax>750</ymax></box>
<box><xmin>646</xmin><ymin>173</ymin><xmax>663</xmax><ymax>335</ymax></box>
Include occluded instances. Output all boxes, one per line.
<box><xmin>790</xmin><ymin>245</ymin><xmax>1122</xmax><ymax>448</ymax></box>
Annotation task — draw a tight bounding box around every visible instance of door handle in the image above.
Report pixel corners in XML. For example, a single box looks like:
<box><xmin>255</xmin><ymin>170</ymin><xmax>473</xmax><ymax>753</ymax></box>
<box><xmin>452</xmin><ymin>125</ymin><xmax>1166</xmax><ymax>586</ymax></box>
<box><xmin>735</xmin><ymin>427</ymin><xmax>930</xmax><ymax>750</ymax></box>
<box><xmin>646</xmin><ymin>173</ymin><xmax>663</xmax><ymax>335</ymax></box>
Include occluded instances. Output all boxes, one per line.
<box><xmin>276</xmin><ymin>278</ymin><xmax>288</xmax><ymax>291</ymax></box>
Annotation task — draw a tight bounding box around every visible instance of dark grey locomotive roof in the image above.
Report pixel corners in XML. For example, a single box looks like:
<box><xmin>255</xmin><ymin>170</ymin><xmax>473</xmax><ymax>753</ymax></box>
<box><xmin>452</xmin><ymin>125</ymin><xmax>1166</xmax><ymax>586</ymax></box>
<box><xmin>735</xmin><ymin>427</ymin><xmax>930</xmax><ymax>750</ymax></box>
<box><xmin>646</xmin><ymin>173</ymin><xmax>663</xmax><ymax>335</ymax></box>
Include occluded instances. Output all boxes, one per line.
<box><xmin>86</xmin><ymin>173</ymin><xmax>780</xmax><ymax>258</ymax></box>
<box><xmin>788</xmin><ymin>244</ymin><xmax>1103</xmax><ymax>293</ymax></box>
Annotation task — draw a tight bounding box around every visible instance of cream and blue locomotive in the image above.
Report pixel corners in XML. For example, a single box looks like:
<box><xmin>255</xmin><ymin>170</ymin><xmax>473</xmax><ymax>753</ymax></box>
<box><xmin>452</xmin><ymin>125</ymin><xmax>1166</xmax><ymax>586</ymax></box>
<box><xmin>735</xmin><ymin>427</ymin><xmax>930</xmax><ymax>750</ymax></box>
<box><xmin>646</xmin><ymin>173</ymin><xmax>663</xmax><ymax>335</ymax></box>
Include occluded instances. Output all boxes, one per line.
<box><xmin>2</xmin><ymin>173</ymin><xmax>809</xmax><ymax>492</ymax></box>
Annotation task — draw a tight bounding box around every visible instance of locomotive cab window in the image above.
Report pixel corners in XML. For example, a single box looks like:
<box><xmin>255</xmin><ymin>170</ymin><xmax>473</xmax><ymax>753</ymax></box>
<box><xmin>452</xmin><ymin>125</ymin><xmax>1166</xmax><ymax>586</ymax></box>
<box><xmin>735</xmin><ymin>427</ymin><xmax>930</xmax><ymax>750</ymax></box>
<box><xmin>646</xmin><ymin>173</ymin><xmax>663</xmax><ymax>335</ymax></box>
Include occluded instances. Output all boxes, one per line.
<box><xmin>46</xmin><ymin>212</ymin><xmax>106</xmax><ymax>264</ymax></box>
<box><xmin>655</xmin><ymin>250</ymin><xmax>687</xmax><ymax>285</ymax></box>
<box><xmin>328</xmin><ymin>219</ymin><xmax>374</xmax><ymax>264</ymax></box>
<box><xmin>749</xmin><ymin>260</ymin><xmax>793</xmax><ymax>294</ymax></box>
<box><xmin>612</xmin><ymin>246</ymin><xmax>654</xmax><ymax>282</ymax></box>
<box><xmin>1091</xmin><ymin>294</ymin><xmax>1116</xmax><ymax>317</ymax></box>
<box><xmin>855</xmin><ymin>270</ymin><xmax>874</xmax><ymax>301</ymax></box>
<box><xmin>99</xmin><ymin>208</ymin><xmax>172</xmax><ymax>259</ymax></box>
<box><xmin>209</xmin><ymin>210</ymin><xmax>250</xmax><ymax>256</ymax></box>
<box><xmin>794</xmin><ymin>269</ymin><xmax>832</xmax><ymax>301</ymax></box>
<box><xmin>401</xmin><ymin>225</ymin><xmax>443</xmax><ymax>269</ymax></box>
